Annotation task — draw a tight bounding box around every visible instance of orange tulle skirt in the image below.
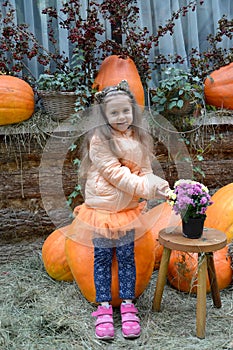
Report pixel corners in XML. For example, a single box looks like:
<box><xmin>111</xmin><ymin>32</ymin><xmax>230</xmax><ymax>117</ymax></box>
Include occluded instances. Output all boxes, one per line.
<box><xmin>65</xmin><ymin>201</ymin><xmax>174</xmax><ymax>247</ymax></box>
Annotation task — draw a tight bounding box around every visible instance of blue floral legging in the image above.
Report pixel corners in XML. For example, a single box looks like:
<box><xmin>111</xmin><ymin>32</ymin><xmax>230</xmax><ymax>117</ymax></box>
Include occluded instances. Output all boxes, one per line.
<box><xmin>93</xmin><ymin>230</ymin><xmax>136</xmax><ymax>303</ymax></box>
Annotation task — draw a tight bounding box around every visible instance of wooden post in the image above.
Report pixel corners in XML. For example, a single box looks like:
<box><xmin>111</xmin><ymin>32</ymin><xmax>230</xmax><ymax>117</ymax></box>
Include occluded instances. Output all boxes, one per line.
<box><xmin>196</xmin><ymin>252</ymin><xmax>207</xmax><ymax>338</ymax></box>
<box><xmin>207</xmin><ymin>252</ymin><xmax>221</xmax><ymax>308</ymax></box>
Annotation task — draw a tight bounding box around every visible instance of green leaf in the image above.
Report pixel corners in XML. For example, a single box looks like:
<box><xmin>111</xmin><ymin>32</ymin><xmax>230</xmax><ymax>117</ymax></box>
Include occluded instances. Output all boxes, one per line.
<box><xmin>177</xmin><ymin>100</ymin><xmax>184</xmax><ymax>108</ymax></box>
<box><xmin>73</xmin><ymin>158</ymin><xmax>81</xmax><ymax>166</ymax></box>
<box><xmin>197</xmin><ymin>155</ymin><xmax>204</xmax><ymax>161</ymax></box>
<box><xmin>160</xmin><ymin>97</ymin><xmax>167</xmax><ymax>104</ymax></box>
<box><xmin>69</xmin><ymin>143</ymin><xmax>77</xmax><ymax>151</ymax></box>
<box><xmin>66</xmin><ymin>198</ymin><xmax>73</xmax><ymax>206</ymax></box>
<box><xmin>168</xmin><ymin>101</ymin><xmax>177</xmax><ymax>109</ymax></box>
<box><xmin>70</xmin><ymin>191</ymin><xmax>78</xmax><ymax>198</ymax></box>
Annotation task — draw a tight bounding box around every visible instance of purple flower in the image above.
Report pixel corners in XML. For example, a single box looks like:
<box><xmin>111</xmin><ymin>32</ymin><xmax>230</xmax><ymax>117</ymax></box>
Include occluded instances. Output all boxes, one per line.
<box><xmin>200</xmin><ymin>196</ymin><xmax>207</xmax><ymax>205</ymax></box>
<box><xmin>200</xmin><ymin>207</ymin><xmax>207</xmax><ymax>214</ymax></box>
<box><xmin>168</xmin><ymin>179</ymin><xmax>213</xmax><ymax>221</ymax></box>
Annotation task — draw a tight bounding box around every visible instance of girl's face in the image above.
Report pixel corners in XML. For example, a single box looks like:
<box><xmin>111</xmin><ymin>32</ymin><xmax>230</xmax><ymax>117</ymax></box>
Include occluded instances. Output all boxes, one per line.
<box><xmin>104</xmin><ymin>94</ymin><xmax>133</xmax><ymax>132</ymax></box>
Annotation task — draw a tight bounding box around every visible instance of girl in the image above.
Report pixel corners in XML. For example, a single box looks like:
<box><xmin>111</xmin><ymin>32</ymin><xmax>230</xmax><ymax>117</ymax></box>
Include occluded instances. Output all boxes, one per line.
<box><xmin>71</xmin><ymin>80</ymin><xmax>171</xmax><ymax>340</ymax></box>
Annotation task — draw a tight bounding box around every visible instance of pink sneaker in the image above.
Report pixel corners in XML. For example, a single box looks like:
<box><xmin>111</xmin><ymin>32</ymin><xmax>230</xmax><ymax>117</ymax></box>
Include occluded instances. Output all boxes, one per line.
<box><xmin>120</xmin><ymin>303</ymin><xmax>141</xmax><ymax>338</ymax></box>
<box><xmin>92</xmin><ymin>305</ymin><xmax>114</xmax><ymax>340</ymax></box>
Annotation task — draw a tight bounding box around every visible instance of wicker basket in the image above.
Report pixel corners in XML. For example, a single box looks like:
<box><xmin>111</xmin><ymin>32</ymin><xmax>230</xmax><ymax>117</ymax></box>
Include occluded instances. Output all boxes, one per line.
<box><xmin>38</xmin><ymin>91</ymin><xmax>77</xmax><ymax>121</ymax></box>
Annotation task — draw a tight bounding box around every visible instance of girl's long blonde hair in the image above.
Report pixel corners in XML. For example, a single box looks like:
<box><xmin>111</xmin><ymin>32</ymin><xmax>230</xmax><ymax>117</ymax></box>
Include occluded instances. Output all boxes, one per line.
<box><xmin>78</xmin><ymin>84</ymin><xmax>154</xmax><ymax>194</ymax></box>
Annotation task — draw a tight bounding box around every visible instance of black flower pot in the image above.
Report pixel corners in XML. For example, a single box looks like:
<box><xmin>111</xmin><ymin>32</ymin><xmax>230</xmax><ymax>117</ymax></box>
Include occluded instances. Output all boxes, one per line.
<box><xmin>182</xmin><ymin>217</ymin><xmax>205</xmax><ymax>239</ymax></box>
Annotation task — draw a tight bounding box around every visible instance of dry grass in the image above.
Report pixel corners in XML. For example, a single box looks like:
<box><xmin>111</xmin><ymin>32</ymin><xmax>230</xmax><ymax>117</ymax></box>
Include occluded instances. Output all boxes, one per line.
<box><xmin>0</xmin><ymin>242</ymin><xmax>233</xmax><ymax>350</ymax></box>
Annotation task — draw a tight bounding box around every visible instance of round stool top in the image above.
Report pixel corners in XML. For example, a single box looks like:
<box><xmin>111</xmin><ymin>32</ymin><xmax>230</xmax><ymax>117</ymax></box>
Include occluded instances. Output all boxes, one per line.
<box><xmin>159</xmin><ymin>227</ymin><xmax>227</xmax><ymax>253</ymax></box>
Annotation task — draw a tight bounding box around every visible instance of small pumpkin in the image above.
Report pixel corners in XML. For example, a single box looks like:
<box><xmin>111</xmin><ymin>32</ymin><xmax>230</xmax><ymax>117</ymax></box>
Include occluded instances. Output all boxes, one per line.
<box><xmin>42</xmin><ymin>226</ymin><xmax>74</xmax><ymax>282</ymax></box>
<box><xmin>167</xmin><ymin>246</ymin><xmax>232</xmax><ymax>293</ymax></box>
<box><xmin>205</xmin><ymin>183</ymin><xmax>233</xmax><ymax>243</ymax></box>
<box><xmin>92</xmin><ymin>55</ymin><xmax>145</xmax><ymax>107</ymax></box>
<box><xmin>0</xmin><ymin>75</ymin><xmax>35</xmax><ymax>125</ymax></box>
<box><xmin>65</xmin><ymin>229</ymin><xmax>155</xmax><ymax>307</ymax></box>
<box><xmin>204</xmin><ymin>63</ymin><xmax>233</xmax><ymax>110</ymax></box>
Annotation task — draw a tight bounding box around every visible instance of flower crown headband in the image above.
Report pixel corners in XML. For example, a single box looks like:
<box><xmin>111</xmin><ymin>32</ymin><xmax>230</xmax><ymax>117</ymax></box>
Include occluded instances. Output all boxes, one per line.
<box><xmin>94</xmin><ymin>80</ymin><xmax>134</xmax><ymax>104</ymax></box>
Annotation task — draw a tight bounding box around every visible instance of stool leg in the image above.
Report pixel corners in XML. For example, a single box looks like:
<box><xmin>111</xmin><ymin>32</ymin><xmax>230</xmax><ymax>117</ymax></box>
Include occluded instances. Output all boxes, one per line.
<box><xmin>206</xmin><ymin>252</ymin><xmax>221</xmax><ymax>308</ymax></box>
<box><xmin>196</xmin><ymin>252</ymin><xmax>207</xmax><ymax>339</ymax></box>
<box><xmin>152</xmin><ymin>247</ymin><xmax>171</xmax><ymax>311</ymax></box>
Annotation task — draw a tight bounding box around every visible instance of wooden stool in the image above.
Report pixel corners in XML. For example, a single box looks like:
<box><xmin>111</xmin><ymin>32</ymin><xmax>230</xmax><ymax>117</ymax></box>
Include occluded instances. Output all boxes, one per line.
<box><xmin>152</xmin><ymin>227</ymin><xmax>227</xmax><ymax>338</ymax></box>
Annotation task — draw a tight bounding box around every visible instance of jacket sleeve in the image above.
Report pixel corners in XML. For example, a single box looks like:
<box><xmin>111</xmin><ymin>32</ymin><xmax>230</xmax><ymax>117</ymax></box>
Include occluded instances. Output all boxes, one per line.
<box><xmin>89</xmin><ymin>136</ymin><xmax>170</xmax><ymax>199</ymax></box>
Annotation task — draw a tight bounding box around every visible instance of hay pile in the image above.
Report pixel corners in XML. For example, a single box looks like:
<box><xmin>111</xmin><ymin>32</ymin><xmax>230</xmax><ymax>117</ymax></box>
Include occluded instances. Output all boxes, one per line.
<box><xmin>0</xmin><ymin>243</ymin><xmax>233</xmax><ymax>350</ymax></box>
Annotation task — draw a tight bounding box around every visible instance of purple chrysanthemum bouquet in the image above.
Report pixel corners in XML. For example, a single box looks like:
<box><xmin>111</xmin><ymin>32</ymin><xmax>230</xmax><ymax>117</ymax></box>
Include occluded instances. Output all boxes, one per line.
<box><xmin>167</xmin><ymin>179</ymin><xmax>213</xmax><ymax>223</ymax></box>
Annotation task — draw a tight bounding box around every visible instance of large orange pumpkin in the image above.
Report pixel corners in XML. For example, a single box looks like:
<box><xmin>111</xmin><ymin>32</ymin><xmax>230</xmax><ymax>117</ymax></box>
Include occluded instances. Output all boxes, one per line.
<box><xmin>0</xmin><ymin>75</ymin><xmax>35</xmax><ymax>125</ymax></box>
<box><xmin>167</xmin><ymin>246</ymin><xmax>232</xmax><ymax>293</ymax></box>
<box><xmin>205</xmin><ymin>183</ymin><xmax>233</xmax><ymax>243</ymax></box>
<box><xmin>92</xmin><ymin>55</ymin><xmax>145</xmax><ymax>107</ymax></box>
<box><xmin>65</xmin><ymin>229</ymin><xmax>155</xmax><ymax>307</ymax></box>
<box><xmin>204</xmin><ymin>63</ymin><xmax>233</xmax><ymax>110</ymax></box>
<box><xmin>42</xmin><ymin>226</ymin><xmax>74</xmax><ymax>282</ymax></box>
